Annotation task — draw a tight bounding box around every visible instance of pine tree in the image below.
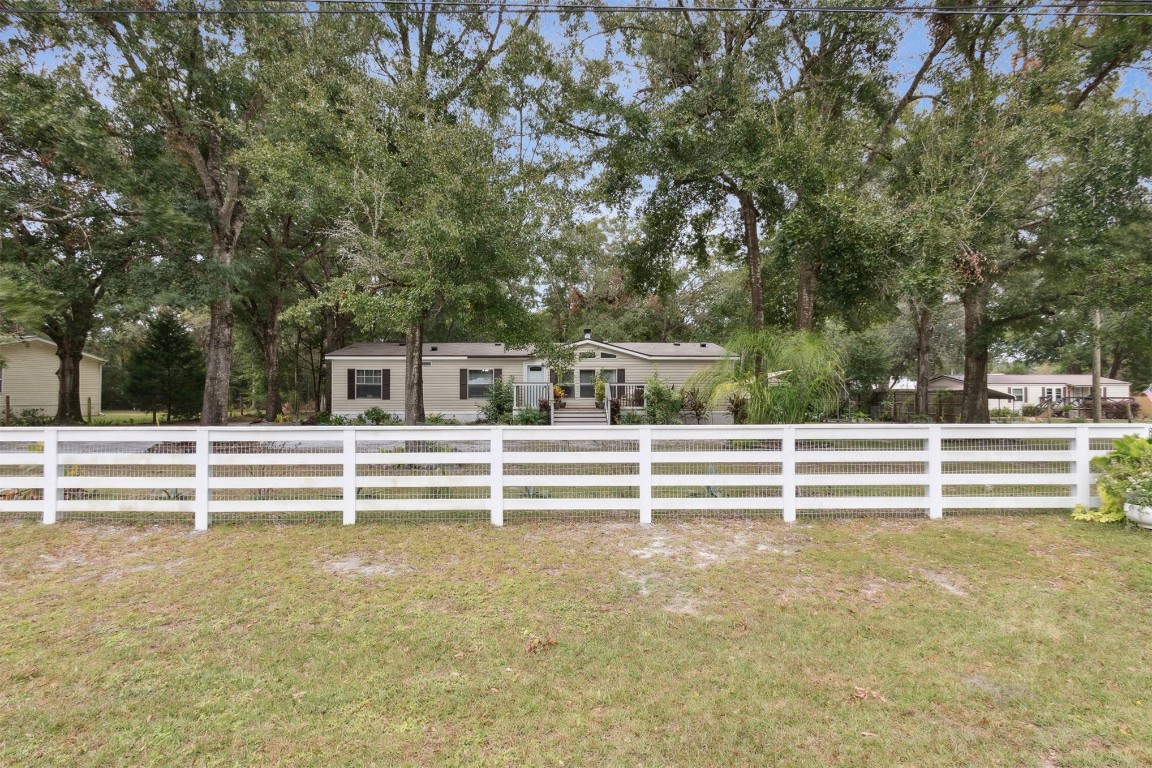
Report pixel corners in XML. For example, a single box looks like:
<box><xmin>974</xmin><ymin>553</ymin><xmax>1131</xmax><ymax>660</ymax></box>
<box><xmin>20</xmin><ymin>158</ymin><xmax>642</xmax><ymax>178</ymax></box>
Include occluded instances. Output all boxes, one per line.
<box><xmin>126</xmin><ymin>311</ymin><xmax>206</xmax><ymax>422</ymax></box>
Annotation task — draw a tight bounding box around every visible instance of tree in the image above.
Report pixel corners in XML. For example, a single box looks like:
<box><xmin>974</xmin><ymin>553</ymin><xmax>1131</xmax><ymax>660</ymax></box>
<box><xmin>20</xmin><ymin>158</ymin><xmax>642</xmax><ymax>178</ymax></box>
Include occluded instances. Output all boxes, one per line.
<box><xmin>85</xmin><ymin>5</ymin><xmax>305</xmax><ymax>425</ymax></box>
<box><xmin>689</xmin><ymin>330</ymin><xmax>845</xmax><ymax>423</ymax></box>
<box><xmin>126</xmin><ymin>310</ymin><xmax>206</xmax><ymax>422</ymax></box>
<box><xmin>0</xmin><ymin>52</ymin><xmax>151</xmax><ymax>423</ymax></box>
<box><xmin>592</xmin><ymin>4</ymin><xmax>932</xmax><ymax>333</ymax></box>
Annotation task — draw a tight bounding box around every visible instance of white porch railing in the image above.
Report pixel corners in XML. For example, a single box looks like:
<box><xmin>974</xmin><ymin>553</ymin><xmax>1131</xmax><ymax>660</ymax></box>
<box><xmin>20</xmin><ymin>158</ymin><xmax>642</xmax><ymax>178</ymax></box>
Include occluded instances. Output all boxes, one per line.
<box><xmin>1</xmin><ymin>424</ymin><xmax>1147</xmax><ymax>529</ymax></box>
<box><xmin>512</xmin><ymin>382</ymin><xmax>553</xmax><ymax>410</ymax></box>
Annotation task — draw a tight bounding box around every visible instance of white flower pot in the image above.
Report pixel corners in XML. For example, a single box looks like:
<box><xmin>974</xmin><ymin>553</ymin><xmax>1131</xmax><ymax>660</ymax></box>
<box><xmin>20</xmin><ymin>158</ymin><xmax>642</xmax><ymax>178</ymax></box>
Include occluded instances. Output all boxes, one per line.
<box><xmin>1124</xmin><ymin>503</ymin><xmax>1152</xmax><ymax>530</ymax></box>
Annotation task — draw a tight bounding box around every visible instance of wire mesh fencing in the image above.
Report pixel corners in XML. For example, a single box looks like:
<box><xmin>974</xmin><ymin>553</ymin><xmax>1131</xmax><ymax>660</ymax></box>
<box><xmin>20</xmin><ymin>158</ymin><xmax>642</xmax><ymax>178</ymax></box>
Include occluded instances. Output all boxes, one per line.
<box><xmin>0</xmin><ymin>423</ymin><xmax>1146</xmax><ymax>527</ymax></box>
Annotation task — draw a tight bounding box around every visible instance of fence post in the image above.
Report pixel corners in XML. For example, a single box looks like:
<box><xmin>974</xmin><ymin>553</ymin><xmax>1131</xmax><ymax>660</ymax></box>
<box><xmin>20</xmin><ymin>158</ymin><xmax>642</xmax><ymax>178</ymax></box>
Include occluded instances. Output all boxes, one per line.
<box><xmin>1075</xmin><ymin>425</ymin><xmax>1092</xmax><ymax>509</ymax></box>
<box><xmin>42</xmin><ymin>428</ymin><xmax>58</xmax><ymax>525</ymax></box>
<box><xmin>781</xmin><ymin>426</ymin><xmax>796</xmax><ymax>523</ymax></box>
<box><xmin>194</xmin><ymin>430</ymin><xmax>209</xmax><ymax>531</ymax></box>
<box><xmin>343</xmin><ymin>428</ymin><xmax>357</xmax><ymax>525</ymax></box>
<box><xmin>927</xmin><ymin>425</ymin><xmax>944</xmax><ymax>519</ymax></box>
<box><xmin>638</xmin><ymin>427</ymin><xmax>652</xmax><ymax>525</ymax></box>
<box><xmin>490</xmin><ymin>426</ymin><xmax>504</xmax><ymax>527</ymax></box>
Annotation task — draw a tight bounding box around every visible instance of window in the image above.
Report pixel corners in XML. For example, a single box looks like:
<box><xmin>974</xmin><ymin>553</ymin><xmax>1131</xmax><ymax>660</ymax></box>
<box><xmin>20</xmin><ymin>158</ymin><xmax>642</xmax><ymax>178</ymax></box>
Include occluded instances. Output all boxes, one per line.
<box><xmin>579</xmin><ymin>369</ymin><xmax>618</xmax><ymax>398</ymax></box>
<box><xmin>600</xmin><ymin>352</ymin><xmax>616</xmax><ymax>359</ymax></box>
<box><xmin>467</xmin><ymin>369</ymin><xmax>493</xmax><ymax>399</ymax></box>
<box><xmin>356</xmin><ymin>369</ymin><xmax>383</xmax><ymax>399</ymax></box>
<box><xmin>1010</xmin><ymin>387</ymin><xmax>1025</xmax><ymax>402</ymax></box>
<box><xmin>557</xmin><ymin>370</ymin><xmax>575</xmax><ymax>399</ymax></box>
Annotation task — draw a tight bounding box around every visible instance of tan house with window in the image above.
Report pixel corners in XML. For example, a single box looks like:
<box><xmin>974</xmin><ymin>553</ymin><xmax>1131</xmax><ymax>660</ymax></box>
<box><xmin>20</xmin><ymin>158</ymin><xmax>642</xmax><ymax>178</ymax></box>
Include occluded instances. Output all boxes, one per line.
<box><xmin>929</xmin><ymin>373</ymin><xmax>1132</xmax><ymax>411</ymax></box>
<box><xmin>326</xmin><ymin>334</ymin><xmax>727</xmax><ymax>422</ymax></box>
<box><xmin>0</xmin><ymin>337</ymin><xmax>104</xmax><ymax>419</ymax></box>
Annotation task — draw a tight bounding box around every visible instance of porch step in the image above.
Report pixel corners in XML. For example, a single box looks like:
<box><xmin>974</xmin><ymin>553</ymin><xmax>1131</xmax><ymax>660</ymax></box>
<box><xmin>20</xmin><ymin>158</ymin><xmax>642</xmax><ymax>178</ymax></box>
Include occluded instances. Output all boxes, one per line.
<box><xmin>552</xmin><ymin>406</ymin><xmax>608</xmax><ymax>425</ymax></box>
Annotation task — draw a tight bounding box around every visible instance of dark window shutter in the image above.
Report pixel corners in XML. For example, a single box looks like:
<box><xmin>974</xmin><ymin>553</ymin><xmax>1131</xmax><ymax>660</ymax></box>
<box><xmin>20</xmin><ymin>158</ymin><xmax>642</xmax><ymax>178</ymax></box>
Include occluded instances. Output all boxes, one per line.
<box><xmin>347</xmin><ymin>368</ymin><xmax>356</xmax><ymax>400</ymax></box>
<box><xmin>460</xmin><ymin>369</ymin><xmax>468</xmax><ymax>399</ymax></box>
<box><xmin>617</xmin><ymin>368</ymin><xmax>626</xmax><ymax>384</ymax></box>
<box><xmin>550</xmin><ymin>369</ymin><xmax>558</xmax><ymax>384</ymax></box>
<box><xmin>382</xmin><ymin>369</ymin><xmax>391</xmax><ymax>400</ymax></box>
<box><xmin>494</xmin><ymin>368</ymin><xmax>503</xmax><ymax>381</ymax></box>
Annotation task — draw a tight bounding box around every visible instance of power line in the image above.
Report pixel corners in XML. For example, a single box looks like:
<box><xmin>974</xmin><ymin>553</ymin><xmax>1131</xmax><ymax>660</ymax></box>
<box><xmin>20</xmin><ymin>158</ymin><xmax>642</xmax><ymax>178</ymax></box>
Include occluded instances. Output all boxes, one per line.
<box><xmin>8</xmin><ymin>2</ymin><xmax>1152</xmax><ymax>16</ymax></box>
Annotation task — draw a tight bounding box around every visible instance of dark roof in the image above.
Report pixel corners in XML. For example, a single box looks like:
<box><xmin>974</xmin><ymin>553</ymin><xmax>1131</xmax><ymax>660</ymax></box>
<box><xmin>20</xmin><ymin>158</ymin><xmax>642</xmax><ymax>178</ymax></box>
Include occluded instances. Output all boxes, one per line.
<box><xmin>326</xmin><ymin>339</ymin><xmax>727</xmax><ymax>360</ymax></box>
<box><xmin>326</xmin><ymin>342</ymin><xmax>532</xmax><ymax>358</ymax></box>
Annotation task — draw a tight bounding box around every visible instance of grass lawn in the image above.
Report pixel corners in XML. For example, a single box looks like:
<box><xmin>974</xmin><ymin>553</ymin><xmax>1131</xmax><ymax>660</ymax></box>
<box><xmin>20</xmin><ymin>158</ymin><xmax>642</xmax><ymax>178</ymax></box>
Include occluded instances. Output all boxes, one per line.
<box><xmin>1</xmin><ymin>517</ymin><xmax>1150</xmax><ymax>767</ymax></box>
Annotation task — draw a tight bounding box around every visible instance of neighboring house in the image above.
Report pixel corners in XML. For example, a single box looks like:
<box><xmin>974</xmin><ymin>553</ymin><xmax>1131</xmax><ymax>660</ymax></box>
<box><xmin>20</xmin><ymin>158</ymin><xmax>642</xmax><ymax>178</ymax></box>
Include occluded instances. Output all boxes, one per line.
<box><xmin>929</xmin><ymin>373</ymin><xmax>1132</xmax><ymax>410</ymax></box>
<box><xmin>1137</xmin><ymin>385</ymin><xmax>1152</xmax><ymax>418</ymax></box>
<box><xmin>326</xmin><ymin>332</ymin><xmax>728</xmax><ymax>422</ymax></box>
<box><xmin>0</xmin><ymin>337</ymin><xmax>105</xmax><ymax>418</ymax></box>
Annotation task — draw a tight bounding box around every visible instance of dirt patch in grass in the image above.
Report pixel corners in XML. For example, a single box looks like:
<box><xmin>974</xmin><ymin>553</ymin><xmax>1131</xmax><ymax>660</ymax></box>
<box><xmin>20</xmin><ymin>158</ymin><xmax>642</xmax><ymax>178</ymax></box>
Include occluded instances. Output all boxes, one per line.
<box><xmin>320</xmin><ymin>554</ymin><xmax>416</xmax><ymax>579</ymax></box>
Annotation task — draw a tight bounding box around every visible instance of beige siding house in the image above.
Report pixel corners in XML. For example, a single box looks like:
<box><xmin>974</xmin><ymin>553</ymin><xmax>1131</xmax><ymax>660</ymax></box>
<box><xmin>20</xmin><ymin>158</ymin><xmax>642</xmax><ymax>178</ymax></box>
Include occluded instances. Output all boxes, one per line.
<box><xmin>0</xmin><ymin>337</ymin><xmax>104</xmax><ymax>418</ymax></box>
<box><xmin>326</xmin><ymin>336</ymin><xmax>727</xmax><ymax>422</ymax></box>
<box><xmin>930</xmin><ymin>373</ymin><xmax>1132</xmax><ymax>410</ymax></box>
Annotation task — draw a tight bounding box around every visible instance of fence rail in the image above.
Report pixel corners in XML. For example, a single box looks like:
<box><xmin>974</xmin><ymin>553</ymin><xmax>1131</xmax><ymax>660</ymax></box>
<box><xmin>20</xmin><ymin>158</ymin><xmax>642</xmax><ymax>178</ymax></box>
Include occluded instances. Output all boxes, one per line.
<box><xmin>1</xmin><ymin>424</ymin><xmax>1147</xmax><ymax>529</ymax></box>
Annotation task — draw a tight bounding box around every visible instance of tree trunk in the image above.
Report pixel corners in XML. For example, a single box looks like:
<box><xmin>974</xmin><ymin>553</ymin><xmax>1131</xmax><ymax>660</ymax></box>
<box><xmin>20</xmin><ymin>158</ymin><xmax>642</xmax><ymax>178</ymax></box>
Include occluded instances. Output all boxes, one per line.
<box><xmin>403</xmin><ymin>319</ymin><xmax>425</xmax><ymax>425</ymax></box>
<box><xmin>1108</xmin><ymin>345</ymin><xmax>1124</xmax><ymax>380</ymax></box>
<box><xmin>201</xmin><ymin>297</ymin><xmax>235</xmax><ymax>425</ymax></box>
<box><xmin>960</xmin><ymin>283</ymin><xmax>991</xmax><ymax>424</ymax></box>
<box><xmin>914</xmin><ymin>305</ymin><xmax>932</xmax><ymax>417</ymax></box>
<box><xmin>264</xmin><ymin>323</ymin><xmax>282</xmax><ymax>421</ymax></box>
<box><xmin>796</xmin><ymin>261</ymin><xmax>818</xmax><ymax>332</ymax></box>
<box><xmin>737</xmin><ymin>192</ymin><xmax>765</xmax><ymax>332</ymax></box>
<box><xmin>1091</xmin><ymin>308</ymin><xmax>1102</xmax><ymax>423</ymax></box>
<box><xmin>53</xmin><ymin>340</ymin><xmax>86</xmax><ymax>425</ymax></box>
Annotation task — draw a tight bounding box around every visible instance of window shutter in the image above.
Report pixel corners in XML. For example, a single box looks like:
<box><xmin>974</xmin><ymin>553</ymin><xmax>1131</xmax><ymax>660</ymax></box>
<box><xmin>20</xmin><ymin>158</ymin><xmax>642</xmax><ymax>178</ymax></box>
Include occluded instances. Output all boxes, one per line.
<box><xmin>382</xmin><ymin>369</ymin><xmax>391</xmax><ymax>401</ymax></box>
<box><xmin>460</xmin><ymin>369</ymin><xmax>468</xmax><ymax>399</ymax></box>
<box><xmin>549</xmin><ymin>369</ymin><xmax>558</xmax><ymax>384</ymax></box>
<box><xmin>494</xmin><ymin>368</ymin><xmax>503</xmax><ymax>381</ymax></box>
<box><xmin>616</xmin><ymin>368</ymin><xmax>626</xmax><ymax>384</ymax></box>
<box><xmin>347</xmin><ymin>368</ymin><xmax>356</xmax><ymax>401</ymax></box>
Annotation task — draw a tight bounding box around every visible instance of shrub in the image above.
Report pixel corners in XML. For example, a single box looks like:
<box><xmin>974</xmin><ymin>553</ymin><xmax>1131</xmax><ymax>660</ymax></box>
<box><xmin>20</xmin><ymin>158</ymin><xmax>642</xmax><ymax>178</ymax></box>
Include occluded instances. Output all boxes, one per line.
<box><xmin>477</xmin><ymin>376</ymin><xmax>514</xmax><ymax>423</ymax></box>
<box><xmin>617</xmin><ymin>411</ymin><xmax>646</xmax><ymax>425</ymax></box>
<box><xmin>1072</xmin><ymin>435</ymin><xmax>1152</xmax><ymax>523</ymax></box>
<box><xmin>315</xmin><ymin>412</ymin><xmax>354</xmax><ymax>426</ymax></box>
<box><xmin>594</xmin><ymin>377</ymin><xmax>606</xmax><ymax>403</ymax></box>
<box><xmin>512</xmin><ymin>408</ymin><xmax>549</xmax><ymax>426</ymax></box>
<box><xmin>989</xmin><ymin>407</ymin><xmax>1014</xmax><ymax>419</ymax></box>
<box><xmin>1020</xmin><ymin>404</ymin><xmax>1040</xmax><ymax>417</ymax></box>
<box><xmin>1127</xmin><ymin>472</ymin><xmax>1152</xmax><ymax>507</ymax></box>
<box><xmin>361</xmin><ymin>407</ymin><xmax>401</xmax><ymax>426</ymax></box>
<box><xmin>645</xmin><ymin>373</ymin><xmax>681</xmax><ymax>425</ymax></box>
<box><xmin>680</xmin><ymin>386</ymin><xmax>712</xmax><ymax>424</ymax></box>
<box><xmin>424</xmin><ymin>413</ymin><xmax>462</xmax><ymax>426</ymax></box>
<box><xmin>726</xmin><ymin>392</ymin><xmax>749</xmax><ymax>425</ymax></box>
<box><xmin>2</xmin><ymin>409</ymin><xmax>54</xmax><ymax>427</ymax></box>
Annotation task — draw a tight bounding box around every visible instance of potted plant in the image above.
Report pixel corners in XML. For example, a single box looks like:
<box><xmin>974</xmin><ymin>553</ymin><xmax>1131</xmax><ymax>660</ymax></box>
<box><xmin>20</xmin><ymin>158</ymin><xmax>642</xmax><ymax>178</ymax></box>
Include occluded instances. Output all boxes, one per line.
<box><xmin>552</xmin><ymin>384</ymin><xmax>566</xmax><ymax>409</ymax></box>
<box><xmin>1124</xmin><ymin>472</ymin><xmax>1152</xmax><ymax>529</ymax></box>
<box><xmin>594</xmin><ymin>376</ymin><xmax>606</xmax><ymax>409</ymax></box>
<box><xmin>1073</xmin><ymin>434</ymin><xmax>1152</xmax><ymax>526</ymax></box>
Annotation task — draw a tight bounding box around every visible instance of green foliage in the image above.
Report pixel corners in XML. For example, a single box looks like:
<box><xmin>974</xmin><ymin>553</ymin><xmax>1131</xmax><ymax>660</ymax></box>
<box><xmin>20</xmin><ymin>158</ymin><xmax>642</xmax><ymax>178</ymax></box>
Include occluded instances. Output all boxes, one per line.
<box><xmin>644</xmin><ymin>373</ymin><xmax>682</xmax><ymax>425</ymax></box>
<box><xmin>360</xmin><ymin>407</ymin><xmax>402</xmax><ymax>426</ymax></box>
<box><xmin>1126</xmin><ymin>473</ymin><xmax>1152</xmax><ymax>507</ymax></box>
<box><xmin>690</xmin><ymin>331</ymin><xmax>845</xmax><ymax>424</ymax></box>
<box><xmin>594</xmin><ymin>377</ymin><xmax>607</xmax><ymax>403</ymax></box>
<box><xmin>125</xmin><ymin>311</ymin><xmax>205</xmax><ymax>422</ymax></box>
<box><xmin>617</xmin><ymin>411</ymin><xmax>647</xmax><ymax>425</ymax></box>
<box><xmin>1020</xmin><ymin>405</ymin><xmax>1041</xmax><ymax>418</ymax></box>
<box><xmin>2</xmin><ymin>409</ymin><xmax>54</xmax><ymax>427</ymax></box>
<box><xmin>512</xmin><ymin>408</ymin><xmax>549</xmax><ymax>426</ymax></box>
<box><xmin>477</xmin><ymin>376</ymin><xmax>515</xmax><ymax>424</ymax></box>
<box><xmin>989</xmin><ymin>407</ymin><xmax>1015</xmax><ymax>419</ymax></box>
<box><xmin>424</xmin><ymin>413</ymin><xmax>462</xmax><ymax>426</ymax></box>
<box><xmin>1077</xmin><ymin>436</ymin><xmax>1152</xmax><ymax>523</ymax></box>
<box><xmin>679</xmin><ymin>386</ymin><xmax>712</xmax><ymax>425</ymax></box>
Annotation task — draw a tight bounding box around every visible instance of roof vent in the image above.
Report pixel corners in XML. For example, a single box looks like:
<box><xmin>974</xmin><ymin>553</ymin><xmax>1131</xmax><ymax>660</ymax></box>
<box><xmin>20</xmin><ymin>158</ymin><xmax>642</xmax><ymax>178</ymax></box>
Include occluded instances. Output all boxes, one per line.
<box><xmin>699</xmin><ymin>343</ymin><xmax>707</xmax><ymax>347</ymax></box>
<box><xmin>583</xmin><ymin>328</ymin><xmax>592</xmax><ymax>340</ymax></box>
<box><xmin>430</xmin><ymin>345</ymin><xmax>438</xmax><ymax>351</ymax></box>
<box><xmin>673</xmin><ymin>342</ymin><xmax>680</xmax><ymax>346</ymax></box>
<box><xmin>397</xmin><ymin>341</ymin><xmax>404</xmax><ymax>346</ymax></box>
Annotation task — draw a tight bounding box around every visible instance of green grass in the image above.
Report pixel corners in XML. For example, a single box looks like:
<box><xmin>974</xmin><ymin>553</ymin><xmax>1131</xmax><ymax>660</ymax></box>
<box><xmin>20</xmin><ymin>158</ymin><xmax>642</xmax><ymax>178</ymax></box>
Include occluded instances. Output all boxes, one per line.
<box><xmin>89</xmin><ymin>410</ymin><xmax>161</xmax><ymax>426</ymax></box>
<box><xmin>1</xmin><ymin>516</ymin><xmax>1150</xmax><ymax>766</ymax></box>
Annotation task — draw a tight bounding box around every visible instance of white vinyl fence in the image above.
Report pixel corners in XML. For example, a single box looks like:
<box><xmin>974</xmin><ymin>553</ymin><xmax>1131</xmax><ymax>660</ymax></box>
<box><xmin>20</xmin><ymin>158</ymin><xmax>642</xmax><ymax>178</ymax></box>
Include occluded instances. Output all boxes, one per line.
<box><xmin>1</xmin><ymin>424</ymin><xmax>1148</xmax><ymax>529</ymax></box>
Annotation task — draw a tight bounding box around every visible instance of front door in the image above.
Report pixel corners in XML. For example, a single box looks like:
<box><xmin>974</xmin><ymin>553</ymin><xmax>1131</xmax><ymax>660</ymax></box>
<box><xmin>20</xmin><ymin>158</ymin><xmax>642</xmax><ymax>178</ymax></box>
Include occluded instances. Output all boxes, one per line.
<box><xmin>525</xmin><ymin>365</ymin><xmax>547</xmax><ymax>383</ymax></box>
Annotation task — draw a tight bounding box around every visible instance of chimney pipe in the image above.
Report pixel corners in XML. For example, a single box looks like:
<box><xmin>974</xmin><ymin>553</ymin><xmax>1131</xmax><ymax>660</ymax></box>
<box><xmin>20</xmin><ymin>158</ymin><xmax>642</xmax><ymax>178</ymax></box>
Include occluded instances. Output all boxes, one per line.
<box><xmin>583</xmin><ymin>328</ymin><xmax>592</xmax><ymax>340</ymax></box>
